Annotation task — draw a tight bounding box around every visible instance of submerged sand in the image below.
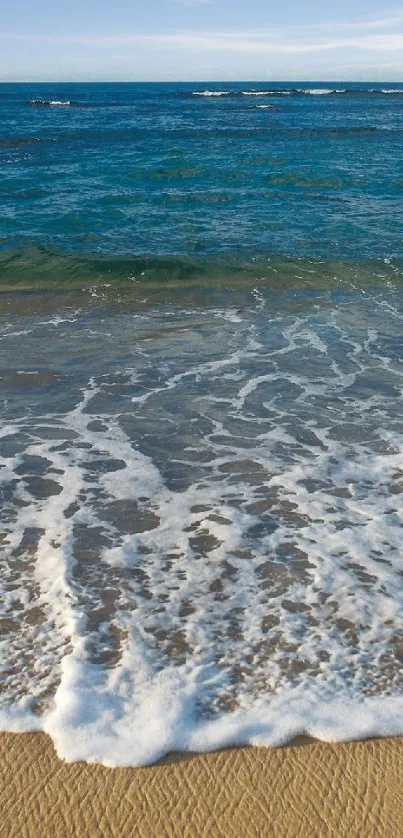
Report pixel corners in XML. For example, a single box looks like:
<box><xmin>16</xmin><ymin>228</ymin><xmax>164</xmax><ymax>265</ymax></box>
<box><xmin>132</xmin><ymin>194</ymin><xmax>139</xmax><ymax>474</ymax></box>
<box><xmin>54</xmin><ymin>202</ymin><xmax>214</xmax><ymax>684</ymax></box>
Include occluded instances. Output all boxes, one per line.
<box><xmin>1</xmin><ymin>733</ymin><xmax>402</xmax><ymax>837</ymax></box>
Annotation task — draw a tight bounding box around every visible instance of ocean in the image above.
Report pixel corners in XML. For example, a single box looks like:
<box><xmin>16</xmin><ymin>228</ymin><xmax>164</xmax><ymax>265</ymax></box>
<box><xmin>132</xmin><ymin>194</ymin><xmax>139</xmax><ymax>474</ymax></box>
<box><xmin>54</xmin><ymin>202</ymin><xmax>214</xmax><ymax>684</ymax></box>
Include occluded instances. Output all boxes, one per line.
<box><xmin>1</xmin><ymin>81</ymin><xmax>403</xmax><ymax>766</ymax></box>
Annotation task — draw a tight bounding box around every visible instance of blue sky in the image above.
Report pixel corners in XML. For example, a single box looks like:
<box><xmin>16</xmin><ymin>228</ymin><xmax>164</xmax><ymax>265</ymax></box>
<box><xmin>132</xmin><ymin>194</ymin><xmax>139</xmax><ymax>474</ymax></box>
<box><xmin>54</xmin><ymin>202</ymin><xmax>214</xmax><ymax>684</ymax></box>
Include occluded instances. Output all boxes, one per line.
<box><xmin>2</xmin><ymin>2</ymin><xmax>403</xmax><ymax>81</ymax></box>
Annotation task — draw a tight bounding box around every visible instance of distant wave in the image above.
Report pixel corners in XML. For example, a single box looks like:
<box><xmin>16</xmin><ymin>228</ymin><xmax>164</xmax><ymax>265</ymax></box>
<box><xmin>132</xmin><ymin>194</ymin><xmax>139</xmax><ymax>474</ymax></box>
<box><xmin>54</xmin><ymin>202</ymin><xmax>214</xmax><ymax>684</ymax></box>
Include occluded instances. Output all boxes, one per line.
<box><xmin>297</xmin><ymin>88</ymin><xmax>347</xmax><ymax>95</ymax></box>
<box><xmin>297</xmin><ymin>87</ymin><xmax>403</xmax><ymax>96</ymax></box>
<box><xmin>371</xmin><ymin>88</ymin><xmax>403</xmax><ymax>94</ymax></box>
<box><xmin>190</xmin><ymin>88</ymin><xmax>349</xmax><ymax>99</ymax></box>
<box><xmin>256</xmin><ymin>104</ymin><xmax>275</xmax><ymax>109</ymax></box>
<box><xmin>189</xmin><ymin>87</ymin><xmax>403</xmax><ymax>100</ymax></box>
<box><xmin>192</xmin><ymin>91</ymin><xmax>231</xmax><ymax>97</ymax></box>
<box><xmin>192</xmin><ymin>90</ymin><xmax>274</xmax><ymax>98</ymax></box>
<box><xmin>28</xmin><ymin>99</ymin><xmax>73</xmax><ymax>107</ymax></box>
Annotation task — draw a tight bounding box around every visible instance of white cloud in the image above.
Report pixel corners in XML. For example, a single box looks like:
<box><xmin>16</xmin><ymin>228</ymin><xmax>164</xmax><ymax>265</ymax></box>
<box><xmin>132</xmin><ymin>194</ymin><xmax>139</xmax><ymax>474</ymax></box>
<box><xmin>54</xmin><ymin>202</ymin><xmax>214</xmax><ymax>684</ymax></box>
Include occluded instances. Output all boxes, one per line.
<box><xmin>108</xmin><ymin>31</ymin><xmax>403</xmax><ymax>54</ymax></box>
<box><xmin>2</xmin><ymin>10</ymin><xmax>403</xmax><ymax>80</ymax></box>
<box><xmin>3</xmin><ymin>12</ymin><xmax>403</xmax><ymax>53</ymax></box>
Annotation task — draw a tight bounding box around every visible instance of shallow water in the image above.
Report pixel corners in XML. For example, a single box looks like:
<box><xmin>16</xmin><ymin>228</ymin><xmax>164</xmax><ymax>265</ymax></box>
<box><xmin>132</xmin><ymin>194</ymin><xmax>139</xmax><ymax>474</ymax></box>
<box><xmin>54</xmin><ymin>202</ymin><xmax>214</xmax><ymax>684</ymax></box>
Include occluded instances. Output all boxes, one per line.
<box><xmin>1</xmin><ymin>83</ymin><xmax>403</xmax><ymax>765</ymax></box>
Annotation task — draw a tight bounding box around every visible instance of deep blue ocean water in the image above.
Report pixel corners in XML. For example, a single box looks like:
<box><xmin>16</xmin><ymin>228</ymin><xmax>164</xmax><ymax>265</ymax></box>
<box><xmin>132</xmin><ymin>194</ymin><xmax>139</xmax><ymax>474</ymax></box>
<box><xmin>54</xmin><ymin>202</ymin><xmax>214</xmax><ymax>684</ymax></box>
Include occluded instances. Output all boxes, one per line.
<box><xmin>1</xmin><ymin>83</ymin><xmax>403</xmax><ymax>766</ymax></box>
<box><xmin>1</xmin><ymin>81</ymin><xmax>403</xmax><ymax>265</ymax></box>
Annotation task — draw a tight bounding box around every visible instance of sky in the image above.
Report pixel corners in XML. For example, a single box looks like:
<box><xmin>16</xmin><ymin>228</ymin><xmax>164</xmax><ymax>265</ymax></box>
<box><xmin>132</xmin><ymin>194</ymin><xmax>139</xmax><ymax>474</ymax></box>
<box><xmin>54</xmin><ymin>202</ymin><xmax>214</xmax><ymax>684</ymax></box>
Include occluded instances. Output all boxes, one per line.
<box><xmin>1</xmin><ymin>2</ymin><xmax>403</xmax><ymax>81</ymax></box>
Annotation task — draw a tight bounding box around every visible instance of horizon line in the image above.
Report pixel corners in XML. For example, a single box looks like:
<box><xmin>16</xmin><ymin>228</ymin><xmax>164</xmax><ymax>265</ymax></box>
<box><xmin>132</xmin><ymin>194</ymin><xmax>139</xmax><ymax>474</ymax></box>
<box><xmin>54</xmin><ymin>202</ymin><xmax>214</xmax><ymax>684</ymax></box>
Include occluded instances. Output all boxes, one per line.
<box><xmin>1</xmin><ymin>78</ymin><xmax>403</xmax><ymax>84</ymax></box>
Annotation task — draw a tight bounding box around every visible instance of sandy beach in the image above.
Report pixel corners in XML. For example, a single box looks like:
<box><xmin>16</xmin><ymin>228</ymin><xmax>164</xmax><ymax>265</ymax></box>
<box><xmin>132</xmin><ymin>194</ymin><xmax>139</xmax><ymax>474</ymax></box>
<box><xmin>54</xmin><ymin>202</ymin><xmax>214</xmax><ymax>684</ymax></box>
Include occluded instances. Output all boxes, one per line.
<box><xmin>1</xmin><ymin>733</ymin><xmax>402</xmax><ymax>837</ymax></box>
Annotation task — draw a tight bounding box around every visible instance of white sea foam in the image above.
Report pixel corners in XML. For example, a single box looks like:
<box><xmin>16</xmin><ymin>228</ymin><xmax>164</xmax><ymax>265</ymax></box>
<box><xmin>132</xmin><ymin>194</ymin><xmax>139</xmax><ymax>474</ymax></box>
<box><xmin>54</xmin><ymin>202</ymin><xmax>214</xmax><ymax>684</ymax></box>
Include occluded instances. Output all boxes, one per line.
<box><xmin>370</xmin><ymin>89</ymin><xmax>403</xmax><ymax>94</ymax></box>
<box><xmin>28</xmin><ymin>99</ymin><xmax>72</xmax><ymax>106</ymax></box>
<box><xmin>298</xmin><ymin>89</ymin><xmax>346</xmax><ymax>95</ymax></box>
<box><xmin>192</xmin><ymin>91</ymin><xmax>230</xmax><ymax>97</ymax></box>
<box><xmin>1</xmin><ymin>286</ymin><xmax>403</xmax><ymax>765</ymax></box>
<box><xmin>256</xmin><ymin>105</ymin><xmax>275</xmax><ymax>109</ymax></box>
<box><xmin>242</xmin><ymin>91</ymin><xmax>271</xmax><ymax>96</ymax></box>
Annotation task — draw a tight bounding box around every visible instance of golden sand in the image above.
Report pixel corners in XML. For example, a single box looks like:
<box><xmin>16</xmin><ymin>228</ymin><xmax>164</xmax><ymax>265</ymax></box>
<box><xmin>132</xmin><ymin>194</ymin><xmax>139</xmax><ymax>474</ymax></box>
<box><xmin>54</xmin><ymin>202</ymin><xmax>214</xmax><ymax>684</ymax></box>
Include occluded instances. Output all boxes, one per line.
<box><xmin>1</xmin><ymin>733</ymin><xmax>402</xmax><ymax>837</ymax></box>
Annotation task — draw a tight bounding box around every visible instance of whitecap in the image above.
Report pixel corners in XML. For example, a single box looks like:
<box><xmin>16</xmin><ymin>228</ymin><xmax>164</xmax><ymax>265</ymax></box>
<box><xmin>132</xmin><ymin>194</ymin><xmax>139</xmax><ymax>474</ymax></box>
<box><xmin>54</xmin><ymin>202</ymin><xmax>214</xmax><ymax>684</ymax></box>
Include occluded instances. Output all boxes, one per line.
<box><xmin>28</xmin><ymin>99</ymin><xmax>72</xmax><ymax>106</ymax></box>
<box><xmin>298</xmin><ymin>88</ymin><xmax>346</xmax><ymax>95</ymax></box>
<box><xmin>192</xmin><ymin>90</ymin><xmax>231</xmax><ymax>97</ymax></box>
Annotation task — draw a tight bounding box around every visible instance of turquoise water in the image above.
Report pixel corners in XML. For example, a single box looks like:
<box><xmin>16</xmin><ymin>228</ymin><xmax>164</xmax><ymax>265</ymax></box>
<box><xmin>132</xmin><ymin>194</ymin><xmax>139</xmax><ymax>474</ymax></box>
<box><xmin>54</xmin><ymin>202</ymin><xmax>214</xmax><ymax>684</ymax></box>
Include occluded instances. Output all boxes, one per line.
<box><xmin>1</xmin><ymin>83</ymin><xmax>403</xmax><ymax>766</ymax></box>
<box><xmin>1</xmin><ymin>81</ymin><xmax>403</xmax><ymax>263</ymax></box>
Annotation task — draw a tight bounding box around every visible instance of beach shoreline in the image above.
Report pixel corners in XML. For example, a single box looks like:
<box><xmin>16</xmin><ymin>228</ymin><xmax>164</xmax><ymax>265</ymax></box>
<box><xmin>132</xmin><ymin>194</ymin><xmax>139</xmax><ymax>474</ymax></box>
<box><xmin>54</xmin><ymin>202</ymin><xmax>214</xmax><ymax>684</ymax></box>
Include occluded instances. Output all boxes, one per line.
<box><xmin>2</xmin><ymin>732</ymin><xmax>402</xmax><ymax>837</ymax></box>
<box><xmin>2</xmin><ymin>80</ymin><xmax>403</xmax><ymax>836</ymax></box>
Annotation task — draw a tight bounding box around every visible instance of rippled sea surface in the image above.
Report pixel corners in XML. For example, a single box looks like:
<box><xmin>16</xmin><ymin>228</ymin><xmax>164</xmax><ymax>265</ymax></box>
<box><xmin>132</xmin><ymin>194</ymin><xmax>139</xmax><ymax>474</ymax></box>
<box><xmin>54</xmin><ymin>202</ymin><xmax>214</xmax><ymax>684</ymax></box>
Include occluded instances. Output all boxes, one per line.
<box><xmin>1</xmin><ymin>82</ymin><xmax>403</xmax><ymax>765</ymax></box>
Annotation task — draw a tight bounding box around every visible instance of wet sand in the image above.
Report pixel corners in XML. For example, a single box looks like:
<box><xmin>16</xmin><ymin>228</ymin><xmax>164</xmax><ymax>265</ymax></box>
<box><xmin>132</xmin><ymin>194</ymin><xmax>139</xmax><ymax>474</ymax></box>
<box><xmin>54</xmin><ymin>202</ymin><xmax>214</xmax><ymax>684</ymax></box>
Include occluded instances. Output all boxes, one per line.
<box><xmin>1</xmin><ymin>733</ymin><xmax>402</xmax><ymax>837</ymax></box>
